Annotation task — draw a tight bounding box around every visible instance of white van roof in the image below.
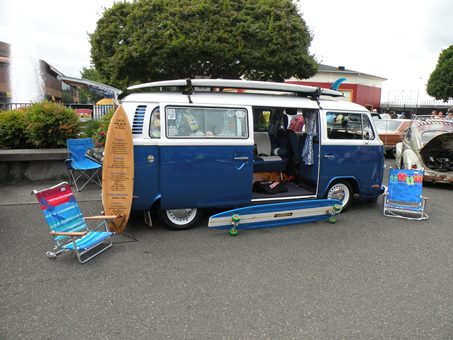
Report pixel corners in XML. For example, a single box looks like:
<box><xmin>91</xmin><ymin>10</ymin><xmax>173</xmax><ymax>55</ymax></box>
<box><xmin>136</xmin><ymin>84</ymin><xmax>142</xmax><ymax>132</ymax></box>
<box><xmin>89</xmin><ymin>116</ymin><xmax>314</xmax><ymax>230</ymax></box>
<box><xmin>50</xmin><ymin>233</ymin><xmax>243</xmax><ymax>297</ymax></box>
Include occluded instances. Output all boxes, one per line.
<box><xmin>122</xmin><ymin>79</ymin><xmax>368</xmax><ymax>112</ymax></box>
<box><xmin>122</xmin><ymin>91</ymin><xmax>367</xmax><ymax>112</ymax></box>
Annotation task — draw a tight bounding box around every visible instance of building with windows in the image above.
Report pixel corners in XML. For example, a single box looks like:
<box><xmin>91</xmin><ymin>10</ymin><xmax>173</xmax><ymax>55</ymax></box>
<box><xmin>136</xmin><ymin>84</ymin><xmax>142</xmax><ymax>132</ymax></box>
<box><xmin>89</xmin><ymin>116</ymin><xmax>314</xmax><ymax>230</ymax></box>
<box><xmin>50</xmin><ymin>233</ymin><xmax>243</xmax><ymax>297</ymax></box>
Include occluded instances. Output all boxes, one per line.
<box><xmin>288</xmin><ymin>64</ymin><xmax>386</xmax><ymax>110</ymax></box>
<box><xmin>0</xmin><ymin>41</ymin><xmax>79</xmax><ymax>104</ymax></box>
<box><xmin>0</xmin><ymin>42</ymin><xmax>10</xmax><ymax>103</ymax></box>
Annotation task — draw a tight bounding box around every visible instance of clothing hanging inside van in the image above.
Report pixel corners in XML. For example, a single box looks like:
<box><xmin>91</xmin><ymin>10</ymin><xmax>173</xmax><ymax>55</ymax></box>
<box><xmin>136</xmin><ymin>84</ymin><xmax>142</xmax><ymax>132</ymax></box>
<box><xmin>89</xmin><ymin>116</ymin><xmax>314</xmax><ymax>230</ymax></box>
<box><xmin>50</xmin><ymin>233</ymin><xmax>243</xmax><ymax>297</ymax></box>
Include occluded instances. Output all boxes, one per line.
<box><xmin>302</xmin><ymin>111</ymin><xmax>317</xmax><ymax>165</ymax></box>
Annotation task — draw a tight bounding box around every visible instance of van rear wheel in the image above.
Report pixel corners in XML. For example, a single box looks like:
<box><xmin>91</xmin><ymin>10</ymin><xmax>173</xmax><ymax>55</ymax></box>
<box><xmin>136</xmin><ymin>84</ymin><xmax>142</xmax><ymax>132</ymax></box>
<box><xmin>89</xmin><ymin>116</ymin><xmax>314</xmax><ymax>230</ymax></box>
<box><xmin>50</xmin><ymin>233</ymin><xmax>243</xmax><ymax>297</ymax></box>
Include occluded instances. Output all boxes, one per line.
<box><xmin>157</xmin><ymin>206</ymin><xmax>202</xmax><ymax>230</ymax></box>
<box><xmin>326</xmin><ymin>181</ymin><xmax>352</xmax><ymax>211</ymax></box>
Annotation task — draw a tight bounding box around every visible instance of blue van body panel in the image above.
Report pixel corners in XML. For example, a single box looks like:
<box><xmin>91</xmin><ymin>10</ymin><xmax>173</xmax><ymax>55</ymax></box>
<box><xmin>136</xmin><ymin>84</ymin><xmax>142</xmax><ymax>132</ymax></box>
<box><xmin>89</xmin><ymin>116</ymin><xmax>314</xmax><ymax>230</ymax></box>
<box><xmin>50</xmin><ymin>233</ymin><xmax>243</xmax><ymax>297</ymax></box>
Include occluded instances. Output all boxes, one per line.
<box><xmin>160</xmin><ymin>145</ymin><xmax>253</xmax><ymax>209</ymax></box>
<box><xmin>319</xmin><ymin>144</ymin><xmax>384</xmax><ymax>198</ymax></box>
<box><xmin>132</xmin><ymin>145</ymin><xmax>161</xmax><ymax>211</ymax></box>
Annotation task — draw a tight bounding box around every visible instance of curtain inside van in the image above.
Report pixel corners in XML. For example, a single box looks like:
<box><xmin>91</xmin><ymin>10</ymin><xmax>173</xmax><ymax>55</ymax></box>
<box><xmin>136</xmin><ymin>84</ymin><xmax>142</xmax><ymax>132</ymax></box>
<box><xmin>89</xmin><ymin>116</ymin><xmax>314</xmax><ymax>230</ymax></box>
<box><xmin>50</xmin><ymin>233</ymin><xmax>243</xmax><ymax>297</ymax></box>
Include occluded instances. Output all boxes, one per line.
<box><xmin>302</xmin><ymin>111</ymin><xmax>317</xmax><ymax>165</ymax></box>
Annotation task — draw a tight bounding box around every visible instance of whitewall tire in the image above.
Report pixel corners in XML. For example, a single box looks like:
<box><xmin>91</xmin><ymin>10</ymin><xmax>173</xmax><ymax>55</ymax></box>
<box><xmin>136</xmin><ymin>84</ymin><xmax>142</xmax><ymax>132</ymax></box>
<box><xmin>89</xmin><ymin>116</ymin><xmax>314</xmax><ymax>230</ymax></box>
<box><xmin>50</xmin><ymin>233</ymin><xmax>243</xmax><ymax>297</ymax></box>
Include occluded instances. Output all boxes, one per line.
<box><xmin>326</xmin><ymin>181</ymin><xmax>352</xmax><ymax>211</ymax></box>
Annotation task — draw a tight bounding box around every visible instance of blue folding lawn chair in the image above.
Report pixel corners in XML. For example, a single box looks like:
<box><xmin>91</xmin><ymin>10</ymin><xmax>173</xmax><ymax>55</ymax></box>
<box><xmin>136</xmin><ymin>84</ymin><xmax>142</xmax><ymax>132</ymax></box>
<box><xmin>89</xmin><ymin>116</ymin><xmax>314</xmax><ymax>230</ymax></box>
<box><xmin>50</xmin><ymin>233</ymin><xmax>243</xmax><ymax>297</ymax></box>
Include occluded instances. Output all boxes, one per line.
<box><xmin>66</xmin><ymin>138</ymin><xmax>102</xmax><ymax>191</ymax></box>
<box><xmin>383</xmin><ymin>168</ymin><xmax>428</xmax><ymax>220</ymax></box>
<box><xmin>34</xmin><ymin>182</ymin><xmax>116</xmax><ymax>264</ymax></box>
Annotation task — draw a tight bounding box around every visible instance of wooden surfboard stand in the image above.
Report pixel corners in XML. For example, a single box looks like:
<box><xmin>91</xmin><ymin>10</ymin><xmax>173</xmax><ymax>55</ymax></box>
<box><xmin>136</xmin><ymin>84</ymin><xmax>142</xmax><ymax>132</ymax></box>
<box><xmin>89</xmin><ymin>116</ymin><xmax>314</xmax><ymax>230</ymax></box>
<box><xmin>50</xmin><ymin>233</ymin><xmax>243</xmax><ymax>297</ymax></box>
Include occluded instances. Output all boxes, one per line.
<box><xmin>101</xmin><ymin>105</ymin><xmax>134</xmax><ymax>233</ymax></box>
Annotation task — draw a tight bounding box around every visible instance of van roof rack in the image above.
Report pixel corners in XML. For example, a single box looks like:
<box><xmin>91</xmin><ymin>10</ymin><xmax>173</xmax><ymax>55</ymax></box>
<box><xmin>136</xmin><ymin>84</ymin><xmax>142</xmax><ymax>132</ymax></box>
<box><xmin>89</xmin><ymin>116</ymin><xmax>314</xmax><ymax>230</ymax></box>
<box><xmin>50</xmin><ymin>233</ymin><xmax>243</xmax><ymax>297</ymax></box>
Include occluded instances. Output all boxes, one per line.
<box><xmin>127</xmin><ymin>78</ymin><xmax>344</xmax><ymax>98</ymax></box>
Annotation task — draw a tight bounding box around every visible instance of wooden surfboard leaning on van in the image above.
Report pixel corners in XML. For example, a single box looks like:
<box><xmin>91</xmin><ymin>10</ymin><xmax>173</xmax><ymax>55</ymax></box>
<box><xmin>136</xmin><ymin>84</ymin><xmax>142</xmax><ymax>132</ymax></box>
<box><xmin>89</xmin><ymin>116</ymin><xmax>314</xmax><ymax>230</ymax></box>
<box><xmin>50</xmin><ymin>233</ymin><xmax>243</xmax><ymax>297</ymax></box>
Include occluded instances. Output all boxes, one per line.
<box><xmin>102</xmin><ymin>105</ymin><xmax>134</xmax><ymax>233</ymax></box>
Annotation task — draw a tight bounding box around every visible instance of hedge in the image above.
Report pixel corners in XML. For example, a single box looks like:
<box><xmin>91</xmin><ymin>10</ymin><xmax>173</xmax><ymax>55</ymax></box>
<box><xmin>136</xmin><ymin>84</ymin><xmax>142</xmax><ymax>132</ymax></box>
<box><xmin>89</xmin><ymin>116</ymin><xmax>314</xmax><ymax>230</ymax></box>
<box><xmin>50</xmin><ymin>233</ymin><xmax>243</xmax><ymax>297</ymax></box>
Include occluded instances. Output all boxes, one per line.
<box><xmin>0</xmin><ymin>102</ymin><xmax>117</xmax><ymax>149</ymax></box>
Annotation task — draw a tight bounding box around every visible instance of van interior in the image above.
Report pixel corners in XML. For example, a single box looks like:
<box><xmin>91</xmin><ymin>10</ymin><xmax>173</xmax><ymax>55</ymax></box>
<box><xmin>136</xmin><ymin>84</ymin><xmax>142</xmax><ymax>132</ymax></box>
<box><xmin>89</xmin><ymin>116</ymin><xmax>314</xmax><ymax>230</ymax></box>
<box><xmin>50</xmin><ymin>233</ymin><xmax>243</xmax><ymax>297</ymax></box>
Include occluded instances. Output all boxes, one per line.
<box><xmin>251</xmin><ymin>107</ymin><xmax>319</xmax><ymax>200</ymax></box>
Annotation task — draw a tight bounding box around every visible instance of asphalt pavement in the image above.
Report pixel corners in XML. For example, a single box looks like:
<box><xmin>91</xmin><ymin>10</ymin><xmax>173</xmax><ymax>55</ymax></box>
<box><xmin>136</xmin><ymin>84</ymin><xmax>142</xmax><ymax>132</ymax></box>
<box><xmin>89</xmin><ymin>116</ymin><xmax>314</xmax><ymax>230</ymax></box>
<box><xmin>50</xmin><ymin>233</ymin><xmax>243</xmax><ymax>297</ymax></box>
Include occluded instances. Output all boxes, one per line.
<box><xmin>1</xmin><ymin>160</ymin><xmax>452</xmax><ymax>339</ymax></box>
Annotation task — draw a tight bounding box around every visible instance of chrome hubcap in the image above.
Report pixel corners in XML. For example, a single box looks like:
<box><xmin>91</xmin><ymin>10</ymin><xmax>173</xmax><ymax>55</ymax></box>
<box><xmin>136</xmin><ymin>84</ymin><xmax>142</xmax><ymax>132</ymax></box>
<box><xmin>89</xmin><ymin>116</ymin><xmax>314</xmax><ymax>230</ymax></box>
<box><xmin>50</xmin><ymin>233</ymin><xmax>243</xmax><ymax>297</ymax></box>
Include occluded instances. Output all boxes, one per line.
<box><xmin>328</xmin><ymin>184</ymin><xmax>349</xmax><ymax>205</ymax></box>
<box><xmin>166</xmin><ymin>208</ymin><xmax>197</xmax><ymax>226</ymax></box>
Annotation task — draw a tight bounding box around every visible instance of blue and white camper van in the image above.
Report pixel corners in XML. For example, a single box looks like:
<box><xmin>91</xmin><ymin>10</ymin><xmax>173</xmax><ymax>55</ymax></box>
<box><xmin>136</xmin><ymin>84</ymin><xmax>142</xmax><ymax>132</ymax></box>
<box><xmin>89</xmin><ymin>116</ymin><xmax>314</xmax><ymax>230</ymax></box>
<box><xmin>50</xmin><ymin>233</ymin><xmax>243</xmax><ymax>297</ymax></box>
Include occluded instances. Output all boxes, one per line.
<box><xmin>120</xmin><ymin>79</ymin><xmax>385</xmax><ymax>229</ymax></box>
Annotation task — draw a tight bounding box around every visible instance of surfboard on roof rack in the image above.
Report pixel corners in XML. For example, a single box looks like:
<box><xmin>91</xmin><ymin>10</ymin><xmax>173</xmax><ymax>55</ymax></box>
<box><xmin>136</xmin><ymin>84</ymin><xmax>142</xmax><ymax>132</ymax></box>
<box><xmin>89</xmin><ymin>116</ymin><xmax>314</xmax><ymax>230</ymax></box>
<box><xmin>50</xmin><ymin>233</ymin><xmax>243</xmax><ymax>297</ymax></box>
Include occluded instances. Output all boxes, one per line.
<box><xmin>127</xmin><ymin>78</ymin><xmax>344</xmax><ymax>98</ymax></box>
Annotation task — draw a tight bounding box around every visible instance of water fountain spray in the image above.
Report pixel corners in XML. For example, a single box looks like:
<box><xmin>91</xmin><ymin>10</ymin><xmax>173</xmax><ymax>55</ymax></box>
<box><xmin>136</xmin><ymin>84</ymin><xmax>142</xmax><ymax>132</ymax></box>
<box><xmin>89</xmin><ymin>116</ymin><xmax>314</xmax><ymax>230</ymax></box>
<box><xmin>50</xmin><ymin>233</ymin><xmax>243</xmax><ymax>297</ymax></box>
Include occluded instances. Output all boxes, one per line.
<box><xmin>8</xmin><ymin>2</ymin><xmax>45</xmax><ymax>104</ymax></box>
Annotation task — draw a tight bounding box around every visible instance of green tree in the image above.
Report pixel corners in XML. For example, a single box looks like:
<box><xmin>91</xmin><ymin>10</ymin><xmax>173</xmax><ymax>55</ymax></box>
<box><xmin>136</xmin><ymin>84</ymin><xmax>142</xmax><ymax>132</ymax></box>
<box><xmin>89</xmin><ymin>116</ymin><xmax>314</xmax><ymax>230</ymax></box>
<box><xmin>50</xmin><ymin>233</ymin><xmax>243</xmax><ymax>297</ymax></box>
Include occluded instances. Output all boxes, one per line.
<box><xmin>427</xmin><ymin>45</ymin><xmax>453</xmax><ymax>101</ymax></box>
<box><xmin>80</xmin><ymin>66</ymin><xmax>105</xmax><ymax>84</ymax></box>
<box><xmin>79</xmin><ymin>67</ymin><xmax>104</xmax><ymax>103</ymax></box>
<box><xmin>89</xmin><ymin>0</ymin><xmax>317</xmax><ymax>88</ymax></box>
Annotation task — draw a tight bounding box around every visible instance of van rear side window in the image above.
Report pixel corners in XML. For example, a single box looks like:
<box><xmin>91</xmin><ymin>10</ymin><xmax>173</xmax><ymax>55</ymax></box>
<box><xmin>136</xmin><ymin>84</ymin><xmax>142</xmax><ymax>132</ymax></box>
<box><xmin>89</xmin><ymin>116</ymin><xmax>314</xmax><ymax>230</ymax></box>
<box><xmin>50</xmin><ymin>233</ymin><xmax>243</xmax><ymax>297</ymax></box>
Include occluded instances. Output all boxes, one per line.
<box><xmin>165</xmin><ymin>106</ymin><xmax>248</xmax><ymax>138</ymax></box>
<box><xmin>326</xmin><ymin>112</ymin><xmax>375</xmax><ymax>140</ymax></box>
<box><xmin>149</xmin><ymin>107</ymin><xmax>160</xmax><ymax>138</ymax></box>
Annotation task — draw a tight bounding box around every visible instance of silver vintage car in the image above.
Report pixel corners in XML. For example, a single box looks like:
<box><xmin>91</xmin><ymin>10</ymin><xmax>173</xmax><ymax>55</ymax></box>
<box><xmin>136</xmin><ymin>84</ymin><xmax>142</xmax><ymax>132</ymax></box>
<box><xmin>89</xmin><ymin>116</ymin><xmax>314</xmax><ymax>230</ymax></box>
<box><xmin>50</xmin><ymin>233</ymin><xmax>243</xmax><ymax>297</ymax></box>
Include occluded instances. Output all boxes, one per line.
<box><xmin>395</xmin><ymin>118</ymin><xmax>453</xmax><ymax>184</ymax></box>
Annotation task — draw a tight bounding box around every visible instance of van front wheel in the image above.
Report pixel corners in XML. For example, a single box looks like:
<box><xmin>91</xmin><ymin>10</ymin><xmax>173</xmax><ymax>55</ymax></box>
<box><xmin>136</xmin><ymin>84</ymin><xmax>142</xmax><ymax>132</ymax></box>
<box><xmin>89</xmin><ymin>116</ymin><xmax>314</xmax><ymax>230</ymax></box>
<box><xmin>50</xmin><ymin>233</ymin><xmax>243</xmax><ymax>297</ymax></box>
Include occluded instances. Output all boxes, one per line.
<box><xmin>326</xmin><ymin>181</ymin><xmax>352</xmax><ymax>211</ymax></box>
<box><xmin>157</xmin><ymin>206</ymin><xmax>202</xmax><ymax>230</ymax></box>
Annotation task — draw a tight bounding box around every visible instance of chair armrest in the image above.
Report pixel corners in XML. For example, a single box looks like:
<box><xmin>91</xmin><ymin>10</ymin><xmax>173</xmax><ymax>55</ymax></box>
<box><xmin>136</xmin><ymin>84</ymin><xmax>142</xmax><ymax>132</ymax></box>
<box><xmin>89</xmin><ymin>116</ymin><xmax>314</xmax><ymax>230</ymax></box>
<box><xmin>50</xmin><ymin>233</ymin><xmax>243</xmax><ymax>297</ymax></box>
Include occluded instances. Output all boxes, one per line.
<box><xmin>85</xmin><ymin>215</ymin><xmax>119</xmax><ymax>220</ymax></box>
<box><xmin>64</xmin><ymin>159</ymin><xmax>72</xmax><ymax>169</ymax></box>
<box><xmin>50</xmin><ymin>231</ymin><xmax>87</xmax><ymax>237</ymax></box>
<box><xmin>86</xmin><ymin>215</ymin><xmax>121</xmax><ymax>233</ymax></box>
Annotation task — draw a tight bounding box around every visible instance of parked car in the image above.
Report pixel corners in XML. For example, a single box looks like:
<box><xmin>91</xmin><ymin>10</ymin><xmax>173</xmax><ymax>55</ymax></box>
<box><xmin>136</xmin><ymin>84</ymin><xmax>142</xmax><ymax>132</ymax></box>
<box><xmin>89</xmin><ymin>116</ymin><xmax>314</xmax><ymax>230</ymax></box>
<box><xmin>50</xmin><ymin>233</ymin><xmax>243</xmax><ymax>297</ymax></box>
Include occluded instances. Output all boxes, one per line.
<box><xmin>370</xmin><ymin>112</ymin><xmax>381</xmax><ymax>121</ymax></box>
<box><xmin>374</xmin><ymin>119</ymin><xmax>412</xmax><ymax>157</ymax></box>
<box><xmin>395</xmin><ymin>119</ymin><xmax>453</xmax><ymax>184</ymax></box>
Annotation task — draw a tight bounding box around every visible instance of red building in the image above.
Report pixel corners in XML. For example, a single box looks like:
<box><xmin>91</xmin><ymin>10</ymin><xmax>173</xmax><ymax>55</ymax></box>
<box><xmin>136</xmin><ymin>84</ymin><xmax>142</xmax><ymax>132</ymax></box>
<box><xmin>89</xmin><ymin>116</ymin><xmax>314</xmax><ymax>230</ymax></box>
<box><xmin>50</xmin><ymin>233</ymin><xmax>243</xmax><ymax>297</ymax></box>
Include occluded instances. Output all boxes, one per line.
<box><xmin>288</xmin><ymin>64</ymin><xmax>386</xmax><ymax>110</ymax></box>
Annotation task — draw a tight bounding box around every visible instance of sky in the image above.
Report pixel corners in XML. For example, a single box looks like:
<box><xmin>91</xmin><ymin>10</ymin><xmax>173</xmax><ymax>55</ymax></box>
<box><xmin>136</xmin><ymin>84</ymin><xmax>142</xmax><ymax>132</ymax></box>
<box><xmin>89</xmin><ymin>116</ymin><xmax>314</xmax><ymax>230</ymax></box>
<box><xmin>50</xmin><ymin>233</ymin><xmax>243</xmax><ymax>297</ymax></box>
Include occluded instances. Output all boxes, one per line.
<box><xmin>0</xmin><ymin>0</ymin><xmax>452</xmax><ymax>102</ymax></box>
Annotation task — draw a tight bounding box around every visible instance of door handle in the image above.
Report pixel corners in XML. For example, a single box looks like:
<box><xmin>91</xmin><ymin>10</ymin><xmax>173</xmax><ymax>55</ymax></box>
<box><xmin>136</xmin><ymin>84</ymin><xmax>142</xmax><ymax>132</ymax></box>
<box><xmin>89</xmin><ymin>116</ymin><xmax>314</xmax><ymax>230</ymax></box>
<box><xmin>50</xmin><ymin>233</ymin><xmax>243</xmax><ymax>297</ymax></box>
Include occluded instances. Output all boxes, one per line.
<box><xmin>324</xmin><ymin>154</ymin><xmax>335</xmax><ymax>159</ymax></box>
<box><xmin>233</xmin><ymin>156</ymin><xmax>249</xmax><ymax>161</ymax></box>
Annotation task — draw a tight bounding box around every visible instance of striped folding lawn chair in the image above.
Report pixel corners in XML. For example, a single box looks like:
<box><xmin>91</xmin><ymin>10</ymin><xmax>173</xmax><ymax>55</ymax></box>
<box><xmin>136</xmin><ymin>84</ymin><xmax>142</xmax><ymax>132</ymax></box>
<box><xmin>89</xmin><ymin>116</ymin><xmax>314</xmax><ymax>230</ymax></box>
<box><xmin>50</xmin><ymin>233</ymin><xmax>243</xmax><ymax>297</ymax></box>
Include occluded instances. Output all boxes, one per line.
<box><xmin>33</xmin><ymin>182</ymin><xmax>116</xmax><ymax>264</ymax></box>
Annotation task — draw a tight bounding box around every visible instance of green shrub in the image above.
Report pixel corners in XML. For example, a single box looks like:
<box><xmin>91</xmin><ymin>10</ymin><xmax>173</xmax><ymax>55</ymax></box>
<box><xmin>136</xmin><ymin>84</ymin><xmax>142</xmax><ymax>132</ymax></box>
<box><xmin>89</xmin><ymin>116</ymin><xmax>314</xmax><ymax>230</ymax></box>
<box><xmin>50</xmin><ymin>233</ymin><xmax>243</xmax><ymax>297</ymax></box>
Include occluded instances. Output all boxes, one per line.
<box><xmin>0</xmin><ymin>108</ymin><xmax>30</xmax><ymax>149</ymax></box>
<box><xmin>0</xmin><ymin>102</ymin><xmax>116</xmax><ymax>149</ymax></box>
<box><xmin>80</xmin><ymin>119</ymin><xmax>102</xmax><ymax>139</ymax></box>
<box><xmin>25</xmin><ymin>102</ymin><xmax>81</xmax><ymax>148</ymax></box>
<box><xmin>93</xmin><ymin>108</ymin><xmax>115</xmax><ymax>147</ymax></box>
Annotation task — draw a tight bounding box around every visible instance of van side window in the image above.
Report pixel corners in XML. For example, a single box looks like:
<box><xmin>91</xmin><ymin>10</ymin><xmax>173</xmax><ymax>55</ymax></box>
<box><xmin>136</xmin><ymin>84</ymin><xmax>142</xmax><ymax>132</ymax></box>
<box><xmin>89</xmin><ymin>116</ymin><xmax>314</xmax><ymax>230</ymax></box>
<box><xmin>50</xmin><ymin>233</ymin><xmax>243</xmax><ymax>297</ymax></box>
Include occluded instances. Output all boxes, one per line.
<box><xmin>149</xmin><ymin>107</ymin><xmax>160</xmax><ymax>138</ymax></box>
<box><xmin>254</xmin><ymin>110</ymin><xmax>271</xmax><ymax>132</ymax></box>
<box><xmin>327</xmin><ymin>112</ymin><xmax>375</xmax><ymax>140</ymax></box>
<box><xmin>361</xmin><ymin>114</ymin><xmax>375</xmax><ymax>140</ymax></box>
<box><xmin>166</xmin><ymin>106</ymin><xmax>248</xmax><ymax>138</ymax></box>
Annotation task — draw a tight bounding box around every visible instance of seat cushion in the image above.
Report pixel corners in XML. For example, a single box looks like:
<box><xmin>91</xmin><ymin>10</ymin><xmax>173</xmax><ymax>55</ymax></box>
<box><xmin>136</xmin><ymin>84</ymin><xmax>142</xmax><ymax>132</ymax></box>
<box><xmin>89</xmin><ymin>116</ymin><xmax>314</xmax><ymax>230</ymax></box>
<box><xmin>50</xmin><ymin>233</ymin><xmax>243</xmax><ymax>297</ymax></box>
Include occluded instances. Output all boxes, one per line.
<box><xmin>254</xmin><ymin>131</ymin><xmax>288</xmax><ymax>172</ymax></box>
<box><xmin>254</xmin><ymin>132</ymin><xmax>272</xmax><ymax>155</ymax></box>
<box><xmin>254</xmin><ymin>156</ymin><xmax>287</xmax><ymax>172</ymax></box>
<box><xmin>63</xmin><ymin>231</ymin><xmax>113</xmax><ymax>251</ymax></box>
